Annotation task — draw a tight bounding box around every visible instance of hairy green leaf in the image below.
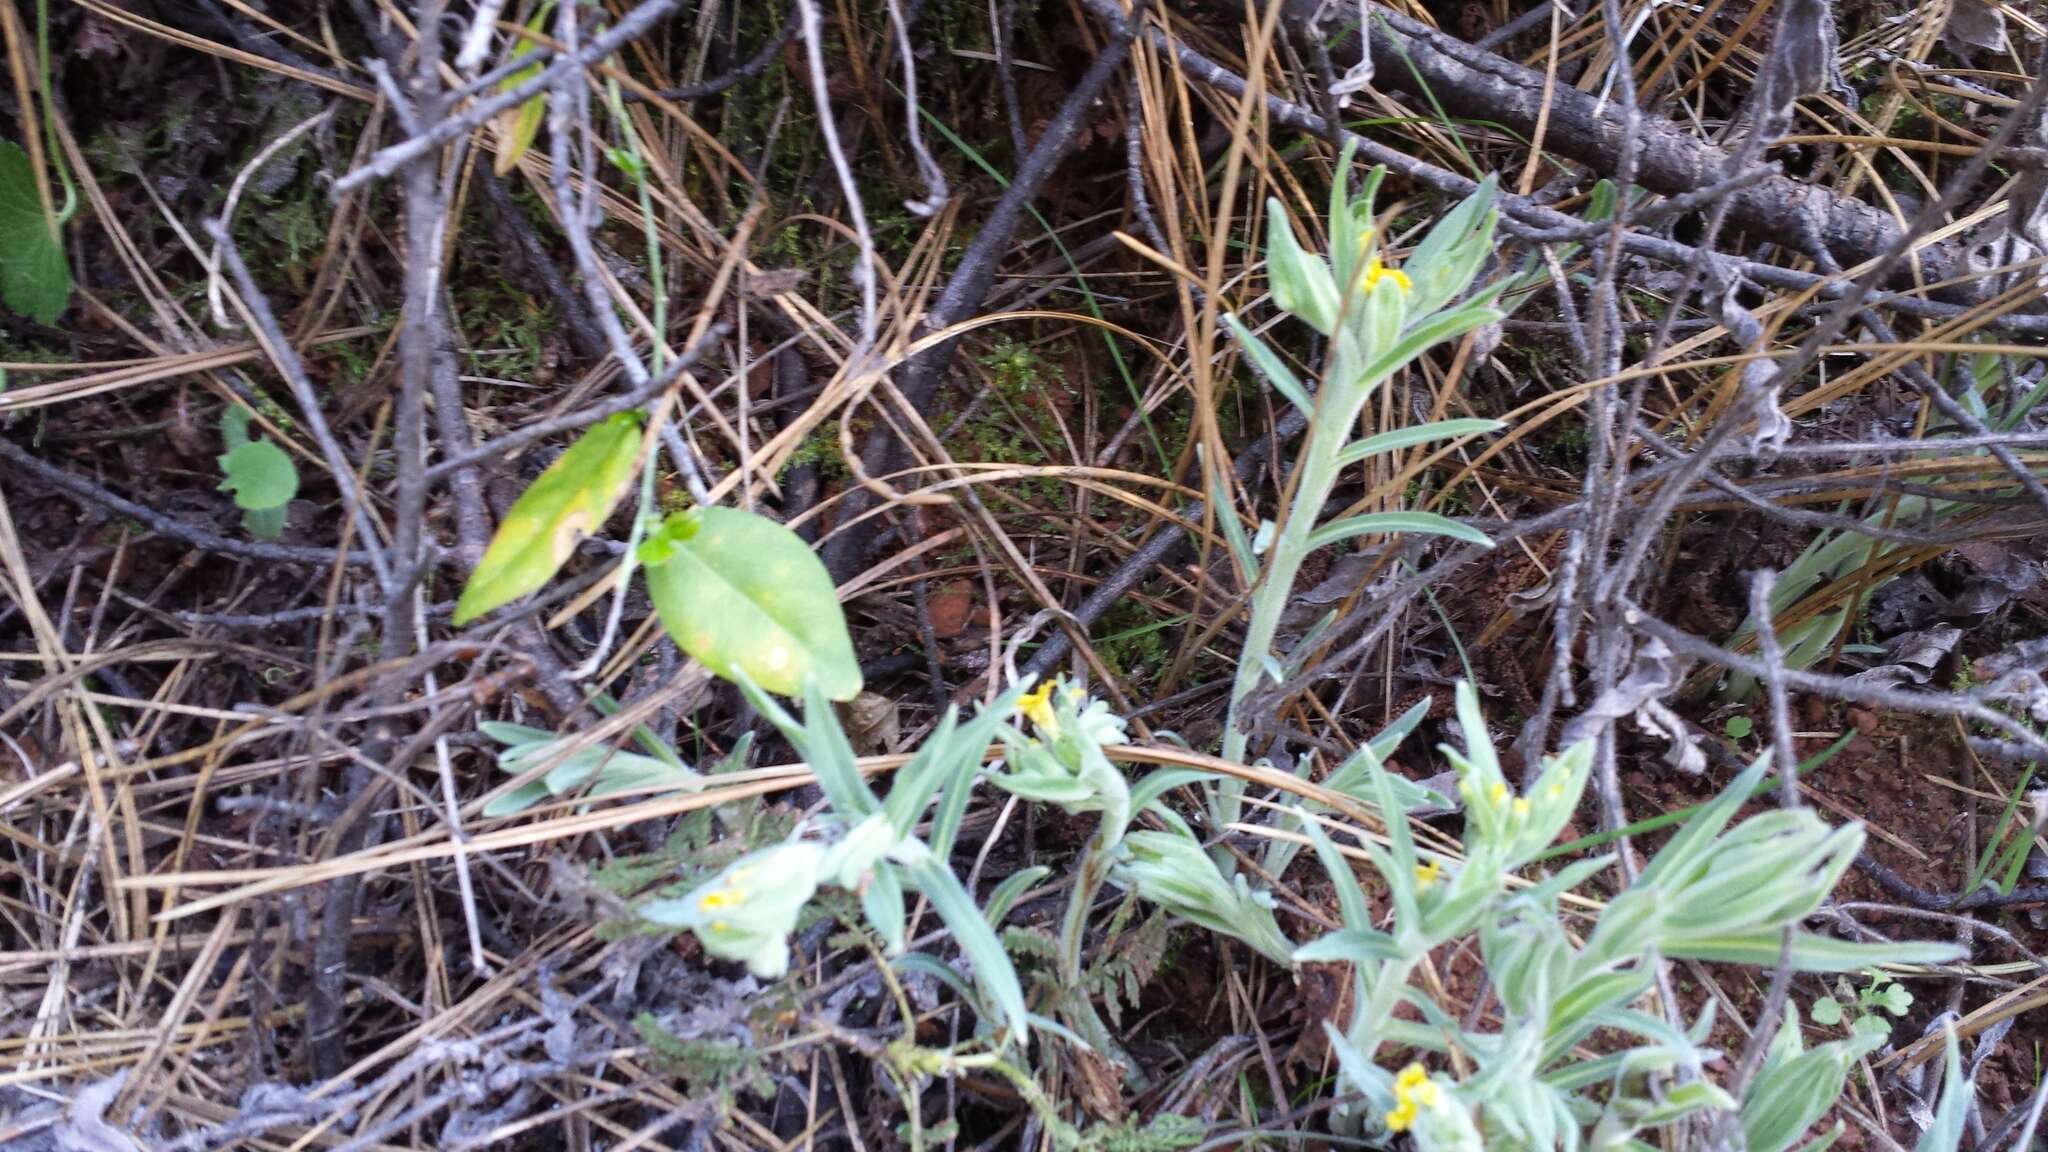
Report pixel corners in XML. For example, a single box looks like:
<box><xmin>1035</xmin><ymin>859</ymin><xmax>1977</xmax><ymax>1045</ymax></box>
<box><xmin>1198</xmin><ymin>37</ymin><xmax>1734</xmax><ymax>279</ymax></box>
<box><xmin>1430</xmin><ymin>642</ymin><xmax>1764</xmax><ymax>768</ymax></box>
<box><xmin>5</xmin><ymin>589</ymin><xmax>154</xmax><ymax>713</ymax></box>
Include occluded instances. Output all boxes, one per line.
<box><xmin>217</xmin><ymin>409</ymin><xmax>300</xmax><ymax>541</ymax></box>
<box><xmin>1334</xmin><ymin>418</ymin><xmax>1504</xmax><ymax>467</ymax></box>
<box><xmin>1306</xmin><ymin>510</ymin><xmax>1494</xmax><ymax>552</ymax></box>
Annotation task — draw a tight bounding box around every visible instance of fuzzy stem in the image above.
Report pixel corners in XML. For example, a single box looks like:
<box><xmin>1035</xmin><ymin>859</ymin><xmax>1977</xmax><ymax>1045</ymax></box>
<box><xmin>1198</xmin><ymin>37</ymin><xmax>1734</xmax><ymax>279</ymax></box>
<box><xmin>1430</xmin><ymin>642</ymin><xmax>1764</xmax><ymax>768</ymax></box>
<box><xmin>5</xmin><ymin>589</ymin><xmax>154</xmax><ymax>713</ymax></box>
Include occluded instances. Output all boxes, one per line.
<box><xmin>1055</xmin><ymin>824</ymin><xmax>1148</xmax><ymax>1087</ymax></box>
<box><xmin>1217</xmin><ymin>395</ymin><xmax>1353</xmax><ymax>804</ymax></box>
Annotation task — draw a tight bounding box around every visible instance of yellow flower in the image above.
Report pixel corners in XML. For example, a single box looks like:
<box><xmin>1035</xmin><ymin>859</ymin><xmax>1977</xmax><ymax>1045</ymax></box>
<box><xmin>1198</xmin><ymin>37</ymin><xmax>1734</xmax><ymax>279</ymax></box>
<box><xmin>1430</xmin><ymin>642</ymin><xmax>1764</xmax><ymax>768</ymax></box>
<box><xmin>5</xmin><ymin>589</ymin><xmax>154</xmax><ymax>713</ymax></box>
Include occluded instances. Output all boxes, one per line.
<box><xmin>1386</xmin><ymin>1097</ymin><xmax>1417</xmax><ymax>1133</ymax></box>
<box><xmin>1414</xmin><ymin>859</ymin><xmax>1443</xmax><ymax>890</ymax></box>
<box><xmin>1365</xmin><ymin>257</ymin><xmax>1412</xmax><ymax>293</ymax></box>
<box><xmin>1385</xmin><ymin>1063</ymin><xmax>1441</xmax><ymax>1133</ymax></box>
<box><xmin>1548</xmin><ymin>783</ymin><xmax>1566</xmax><ymax>801</ymax></box>
<box><xmin>1018</xmin><ymin>681</ymin><xmax>1059</xmax><ymax>735</ymax></box>
<box><xmin>1487</xmin><ymin>781</ymin><xmax>1509</xmax><ymax>806</ymax></box>
<box><xmin>1512</xmin><ymin>797</ymin><xmax>1531</xmax><ymax>818</ymax></box>
<box><xmin>698</xmin><ymin>887</ymin><xmax>743</xmax><ymax>912</ymax></box>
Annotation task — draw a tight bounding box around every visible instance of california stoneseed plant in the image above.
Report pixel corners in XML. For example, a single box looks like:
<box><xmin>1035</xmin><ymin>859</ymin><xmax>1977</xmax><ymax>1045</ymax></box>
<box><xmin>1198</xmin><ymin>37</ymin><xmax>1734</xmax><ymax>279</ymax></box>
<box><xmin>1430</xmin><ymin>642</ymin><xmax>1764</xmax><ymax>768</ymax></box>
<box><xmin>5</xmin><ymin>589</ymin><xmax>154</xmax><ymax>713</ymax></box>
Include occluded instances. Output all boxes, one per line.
<box><xmin>447</xmin><ymin>156</ymin><xmax>1973</xmax><ymax>1151</ymax></box>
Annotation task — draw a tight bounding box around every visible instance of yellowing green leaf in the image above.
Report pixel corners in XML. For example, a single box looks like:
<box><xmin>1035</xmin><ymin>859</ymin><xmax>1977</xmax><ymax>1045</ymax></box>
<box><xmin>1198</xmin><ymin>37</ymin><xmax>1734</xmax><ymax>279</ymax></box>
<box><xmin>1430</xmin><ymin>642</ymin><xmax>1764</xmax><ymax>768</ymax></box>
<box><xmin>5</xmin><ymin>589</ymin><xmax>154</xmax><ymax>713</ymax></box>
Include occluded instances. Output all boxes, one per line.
<box><xmin>454</xmin><ymin>411</ymin><xmax>643</xmax><ymax>626</ymax></box>
<box><xmin>492</xmin><ymin>7</ymin><xmax>551</xmax><ymax>176</ymax></box>
<box><xmin>639</xmin><ymin>506</ymin><xmax>861</xmax><ymax>701</ymax></box>
<box><xmin>0</xmin><ymin>139</ymin><xmax>69</xmax><ymax>325</ymax></box>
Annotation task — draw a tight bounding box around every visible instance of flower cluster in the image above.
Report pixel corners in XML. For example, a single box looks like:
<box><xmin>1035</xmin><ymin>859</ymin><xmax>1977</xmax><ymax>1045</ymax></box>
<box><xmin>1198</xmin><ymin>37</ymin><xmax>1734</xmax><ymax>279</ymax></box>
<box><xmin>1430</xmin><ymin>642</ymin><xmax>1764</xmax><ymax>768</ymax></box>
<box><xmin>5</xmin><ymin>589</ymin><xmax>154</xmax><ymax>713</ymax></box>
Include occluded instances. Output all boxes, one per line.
<box><xmin>639</xmin><ymin>840</ymin><xmax>827</xmax><ymax>978</ymax></box>
<box><xmin>993</xmin><ymin>676</ymin><xmax>1131</xmax><ymax>840</ymax></box>
<box><xmin>1383</xmin><ymin>1063</ymin><xmax>1440</xmax><ymax>1133</ymax></box>
<box><xmin>1376</xmin><ymin>1063</ymin><xmax>1482</xmax><ymax>1152</ymax></box>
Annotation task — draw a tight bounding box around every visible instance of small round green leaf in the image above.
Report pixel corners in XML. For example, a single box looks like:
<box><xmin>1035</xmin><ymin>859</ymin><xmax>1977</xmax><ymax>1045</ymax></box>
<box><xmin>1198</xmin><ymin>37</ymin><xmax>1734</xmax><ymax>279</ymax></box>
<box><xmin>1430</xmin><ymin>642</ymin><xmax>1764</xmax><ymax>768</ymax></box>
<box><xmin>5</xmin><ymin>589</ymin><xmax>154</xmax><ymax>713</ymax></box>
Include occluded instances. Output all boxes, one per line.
<box><xmin>639</xmin><ymin>506</ymin><xmax>861</xmax><ymax>701</ymax></box>
<box><xmin>217</xmin><ymin>439</ymin><xmax>299</xmax><ymax>511</ymax></box>
<box><xmin>454</xmin><ymin>412</ymin><xmax>643</xmax><ymax>626</ymax></box>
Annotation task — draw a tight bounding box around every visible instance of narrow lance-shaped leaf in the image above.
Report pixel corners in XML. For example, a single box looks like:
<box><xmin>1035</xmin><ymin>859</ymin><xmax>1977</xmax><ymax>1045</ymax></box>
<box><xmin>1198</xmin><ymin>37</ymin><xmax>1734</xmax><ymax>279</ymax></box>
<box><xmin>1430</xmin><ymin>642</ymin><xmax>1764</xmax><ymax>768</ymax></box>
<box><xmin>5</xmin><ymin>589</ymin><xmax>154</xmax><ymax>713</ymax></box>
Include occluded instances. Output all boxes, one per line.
<box><xmin>1664</xmin><ymin>931</ymin><xmax>1963</xmax><ymax>972</ymax></box>
<box><xmin>454</xmin><ymin>411</ymin><xmax>643</xmax><ymax>625</ymax></box>
<box><xmin>492</xmin><ymin>5</ymin><xmax>553</xmax><ymax>176</ymax></box>
<box><xmin>640</xmin><ymin>505</ymin><xmax>863</xmax><ymax>701</ymax></box>
<box><xmin>1335</xmin><ymin>418</ymin><xmax>1505</xmax><ymax>467</ymax></box>
<box><xmin>901</xmin><ymin>852</ymin><xmax>1031</xmax><ymax>1049</ymax></box>
<box><xmin>1225</xmin><ymin>313</ymin><xmax>1315</xmax><ymax>416</ymax></box>
<box><xmin>1305</xmin><ymin>510</ymin><xmax>1494</xmax><ymax>552</ymax></box>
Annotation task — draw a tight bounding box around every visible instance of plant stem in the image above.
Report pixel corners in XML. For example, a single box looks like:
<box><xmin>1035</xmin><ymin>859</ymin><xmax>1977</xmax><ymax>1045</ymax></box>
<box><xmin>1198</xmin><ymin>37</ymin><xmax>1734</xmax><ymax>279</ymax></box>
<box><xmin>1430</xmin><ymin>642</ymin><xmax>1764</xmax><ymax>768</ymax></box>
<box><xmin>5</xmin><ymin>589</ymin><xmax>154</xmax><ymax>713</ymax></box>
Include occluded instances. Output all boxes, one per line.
<box><xmin>1056</xmin><ymin>824</ymin><xmax>1147</xmax><ymax>1086</ymax></box>
<box><xmin>1218</xmin><ymin>405</ymin><xmax>1350</xmax><ymax>805</ymax></box>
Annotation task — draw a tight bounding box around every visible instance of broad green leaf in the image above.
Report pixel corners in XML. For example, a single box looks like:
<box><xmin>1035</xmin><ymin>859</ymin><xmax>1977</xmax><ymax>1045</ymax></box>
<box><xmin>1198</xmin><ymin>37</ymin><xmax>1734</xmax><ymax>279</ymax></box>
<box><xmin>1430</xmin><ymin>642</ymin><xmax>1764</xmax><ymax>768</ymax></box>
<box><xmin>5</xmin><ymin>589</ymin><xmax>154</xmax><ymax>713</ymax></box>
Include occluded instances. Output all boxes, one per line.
<box><xmin>492</xmin><ymin>6</ymin><xmax>552</xmax><ymax>176</ymax></box>
<box><xmin>0</xmin><ymin>139</ymin><xmax>68</xmax><ymax>325</ymax></box>
<box><xmin>641</xmin><ymin>505</ymin><xmax>861</xmax><ymax>700</ymax></box>
<box><xmin>1305</xmin><ymin>510</ymin><xmax>1493</xmax><ymax>552</ymax></box>
<box><xmin>1874</xmin><ymin>982</ymin><xmax>1913</xmax><ymax>1015</ymax></box>
<box><xmin>454</xmin><ymin>411</ymin><xmax>642</xmax><ymax>625</ymax></box>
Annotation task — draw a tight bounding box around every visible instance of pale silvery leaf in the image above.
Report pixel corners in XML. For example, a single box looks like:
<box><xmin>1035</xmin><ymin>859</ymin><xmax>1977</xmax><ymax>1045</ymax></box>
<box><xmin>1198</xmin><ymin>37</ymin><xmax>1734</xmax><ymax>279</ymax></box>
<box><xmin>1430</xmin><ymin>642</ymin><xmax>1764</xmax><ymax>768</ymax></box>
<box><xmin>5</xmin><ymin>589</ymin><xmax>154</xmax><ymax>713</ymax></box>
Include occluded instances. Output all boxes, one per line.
<box><xmin>1116</xmin><ymin>824</ymin><xmax>1294</xmax><ymax>965</ymax></box>
<box><xmin>1743</xmin><ymin>1007</ymin><xmax>1886</xmax><ymax>1152</ymax></box>
<box><xmin>1265</xmin><ymin>200</ymin><xmax>1340</xmax><ymax>335</ymax></box>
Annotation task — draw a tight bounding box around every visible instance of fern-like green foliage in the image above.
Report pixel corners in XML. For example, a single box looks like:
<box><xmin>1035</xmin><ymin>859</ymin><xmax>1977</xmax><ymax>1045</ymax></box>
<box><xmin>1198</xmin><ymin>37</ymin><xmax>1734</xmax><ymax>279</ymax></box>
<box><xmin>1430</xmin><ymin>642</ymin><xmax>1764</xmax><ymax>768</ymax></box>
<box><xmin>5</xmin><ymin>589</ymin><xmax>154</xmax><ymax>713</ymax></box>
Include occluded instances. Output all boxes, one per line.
<box><xmin>633</xmin><ymin>1013</ymin><xmax>767</xmax><ymax>1099</ymax></box>
<box><xmin>1080</xmin><ymin>1114</ymin><xmax>1205</xmax><ymax>1152</ymax></box>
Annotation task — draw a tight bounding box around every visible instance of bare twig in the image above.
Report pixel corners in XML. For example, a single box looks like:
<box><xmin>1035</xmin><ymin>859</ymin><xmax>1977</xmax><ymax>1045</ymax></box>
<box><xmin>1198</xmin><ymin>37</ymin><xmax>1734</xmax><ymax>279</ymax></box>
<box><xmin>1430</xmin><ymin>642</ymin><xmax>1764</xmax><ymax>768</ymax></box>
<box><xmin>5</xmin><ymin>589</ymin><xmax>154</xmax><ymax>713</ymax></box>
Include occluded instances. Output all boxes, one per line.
<box><xmin>332</xmin><ymin>0</ymin><xmax>682</xmax><ymax>193</ymax></box>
